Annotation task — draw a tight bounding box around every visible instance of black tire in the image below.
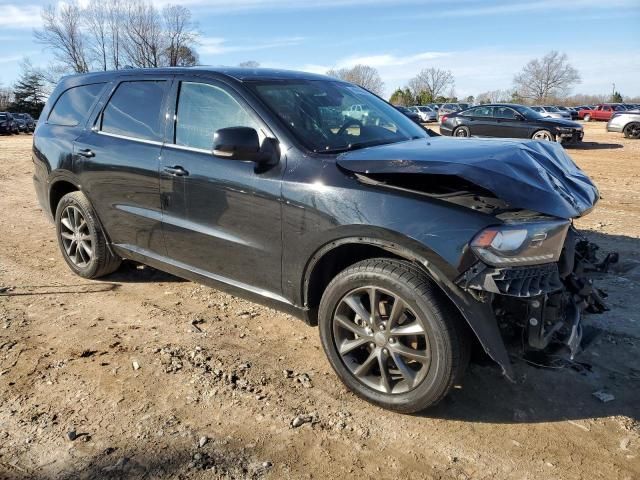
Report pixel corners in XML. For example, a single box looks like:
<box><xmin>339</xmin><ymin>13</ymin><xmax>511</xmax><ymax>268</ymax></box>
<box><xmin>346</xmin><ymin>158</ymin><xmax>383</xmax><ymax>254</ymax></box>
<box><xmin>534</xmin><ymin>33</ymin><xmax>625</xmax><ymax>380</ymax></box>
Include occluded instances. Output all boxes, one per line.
<box><xmin>623</xmin><ymin>122</ymin><xmax>640</xmax><ymax>139</ymax></box>
<box><xmin>55</xmin><ymin>191</ymin><xmax>121</xmax><ymax>279</ymax></box>
<box><xmin>318</xmin><ymin>258</ymin><xmax>470</xmax><ymax>413</ymax></box>
<box><xmin>453</xmin><ymin>126</ymin><xmax>470</xmax><ymax>138</ymax></box>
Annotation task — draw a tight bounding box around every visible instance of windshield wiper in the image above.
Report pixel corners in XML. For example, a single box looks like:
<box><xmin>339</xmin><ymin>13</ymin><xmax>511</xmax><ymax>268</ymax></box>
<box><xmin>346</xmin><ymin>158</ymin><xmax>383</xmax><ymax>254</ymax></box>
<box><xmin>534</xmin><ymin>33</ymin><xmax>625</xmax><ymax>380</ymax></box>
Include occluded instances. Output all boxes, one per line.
<box><xmin>314</xmin><ymin>137</ymin><xmax>415</xmax><ymax>154</ymax></box>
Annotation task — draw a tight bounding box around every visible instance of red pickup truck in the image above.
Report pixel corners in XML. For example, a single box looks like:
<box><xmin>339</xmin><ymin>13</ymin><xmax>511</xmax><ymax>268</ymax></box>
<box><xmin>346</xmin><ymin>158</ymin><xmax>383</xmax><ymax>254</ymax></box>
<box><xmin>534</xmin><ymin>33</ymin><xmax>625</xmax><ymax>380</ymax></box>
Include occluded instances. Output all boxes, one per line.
<box><xmin>579</xmin><ymin>104</ymin><xmax>626</xmax><ymax>121</ymax></box>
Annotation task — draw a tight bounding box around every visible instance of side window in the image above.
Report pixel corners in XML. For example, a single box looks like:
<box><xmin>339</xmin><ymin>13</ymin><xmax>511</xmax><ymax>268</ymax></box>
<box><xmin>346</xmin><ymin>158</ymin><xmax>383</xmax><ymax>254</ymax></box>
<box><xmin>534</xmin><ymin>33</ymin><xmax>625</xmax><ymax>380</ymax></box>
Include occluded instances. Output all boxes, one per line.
<box><xmin>48</xmin><ymin>83</ymin><xmax>105</xmax><ymax>127</ymax></box>
<box><xmin>100</xmin><ymin>81</ymin><xmax>167</xmax><ymax>141</ymax></box>
<box><xmin>476</xmin><ymin>106</ymin><xmax>494</xmax><ymax>117</ymax></box>
<box><xmin>460</xmin><ymin>107</ymin><xmax>476</xmax><ymax>116</ymax></box>
<box><xmin>495</xmin><ymin>107</ymin><xmax>517</xmax><ymax>119</ymax></box>
<box><xmin>175</xmin><ymin>82</ymin><xmax>260</xmax><ymax>151</ymax></box>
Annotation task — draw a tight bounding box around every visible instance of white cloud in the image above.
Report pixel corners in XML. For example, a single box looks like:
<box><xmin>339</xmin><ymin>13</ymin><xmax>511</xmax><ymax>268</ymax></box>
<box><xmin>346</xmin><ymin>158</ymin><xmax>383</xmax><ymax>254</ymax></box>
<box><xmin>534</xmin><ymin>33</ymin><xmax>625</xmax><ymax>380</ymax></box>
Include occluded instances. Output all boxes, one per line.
<box><xmin>199</xmin><ymin>36</ymin><xmax>304</xmax><ymax>55</ymax></box>
<box><xmin>0</xmin><ymin>5</ymin><xmax>42</xmax><ymax>28</ymax></box>
<box><xmin>289</xmin><ymin>47</ymin><xmax>640</xmax><ymax>98</ymax></box>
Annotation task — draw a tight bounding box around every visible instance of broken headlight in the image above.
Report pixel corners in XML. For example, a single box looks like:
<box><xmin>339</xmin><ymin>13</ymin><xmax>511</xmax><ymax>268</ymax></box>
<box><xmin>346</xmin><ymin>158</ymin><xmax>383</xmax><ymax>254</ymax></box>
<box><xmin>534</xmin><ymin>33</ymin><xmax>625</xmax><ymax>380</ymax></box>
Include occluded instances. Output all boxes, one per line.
<box><xmin>471</xmin><ymin>219</ymin><xmax>570</xmax><ymax>267</ymax></box>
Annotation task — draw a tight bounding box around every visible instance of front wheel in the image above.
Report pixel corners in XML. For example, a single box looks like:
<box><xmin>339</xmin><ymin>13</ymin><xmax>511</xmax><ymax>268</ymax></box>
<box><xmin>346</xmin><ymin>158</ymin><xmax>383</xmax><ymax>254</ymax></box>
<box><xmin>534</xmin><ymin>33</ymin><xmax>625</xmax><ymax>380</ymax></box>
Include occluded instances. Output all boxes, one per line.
<box><xmin>453</xmin><ymin>126</ymin><xmax>470</xmax><ymax>138</ymax></box>
<box><xmin>532</xmin><ymin>129</ymin><xmax>555</xmax><ymax>141</ymax></box>
<box><xmin>623</xmin><ymin>122</ymin><xmax>640</xmax><ymax>139</ymax></box>
<box><xmin>583</xmin><ymin>114</ymin><xmax>591</xmax><ymax>122</ymax></box>
<box><xmin>318</xmin><ymin>259</ymin><xmax>470</xmax><ymax>413</ymax></box>
<box><xmin>55</xmin><ymin>191</ymin><xmax>121</xmax><ymax>279</ymax></box>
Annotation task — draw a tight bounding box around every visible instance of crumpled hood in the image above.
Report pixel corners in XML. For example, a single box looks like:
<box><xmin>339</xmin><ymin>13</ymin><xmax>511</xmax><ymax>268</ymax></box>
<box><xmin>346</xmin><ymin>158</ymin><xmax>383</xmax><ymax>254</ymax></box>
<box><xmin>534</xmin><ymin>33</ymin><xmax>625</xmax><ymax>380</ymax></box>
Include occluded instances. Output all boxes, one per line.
<box><xmin>336</xmin><ymin>136</ymin><xmax>599</xmax><ymax>219</ymax></box>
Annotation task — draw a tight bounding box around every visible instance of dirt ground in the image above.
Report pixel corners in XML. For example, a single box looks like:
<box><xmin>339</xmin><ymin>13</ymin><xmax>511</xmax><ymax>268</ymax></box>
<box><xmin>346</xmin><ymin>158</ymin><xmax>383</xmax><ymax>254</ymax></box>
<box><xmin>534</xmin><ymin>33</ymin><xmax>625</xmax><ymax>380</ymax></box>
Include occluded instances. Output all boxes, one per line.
<box><xmin>1</xmin><ymin>123</ymin><xmax>639</xmax><ymax>480</ymax></box>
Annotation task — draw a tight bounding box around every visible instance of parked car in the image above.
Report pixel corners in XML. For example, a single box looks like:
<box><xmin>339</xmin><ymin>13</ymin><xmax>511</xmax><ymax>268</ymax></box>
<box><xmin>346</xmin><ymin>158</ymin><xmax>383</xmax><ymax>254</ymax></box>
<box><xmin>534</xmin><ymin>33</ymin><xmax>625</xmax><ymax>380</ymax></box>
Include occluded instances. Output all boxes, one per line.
<box><xmin>0</xmin><ymin>111</ymin><xmax>19</xmax><ymax>134</ymax></box>
<box><xmin>13</xmin><ymin>113</ymin><xmax>36</xmax><ymax>133</ymax></box>
<box><xmin>556</xmin><ymin>106</ymin><xmax>579</xmax><ymax>120</ymax></box>
<box><xmin>607</xmin><ymin>111</ymin><xmax>640</xmax><ymax>139</ymax></box>
<box><xmin>33</xmin><ymin>68</ymin><xmax>610</xmax><ymax>413</ymax></box>
<box><xmin>395</xmin><ymin>105</ymin><xmax>422</xmax><ymax>124</ymax></box>
<box><xmin>408</xmin><ymin>105</ymin><xmax>438</xmax><ymax>122</ymax></box>
<box><xmin>438</xmin><ymin>103</ymin><xmax>470</xmax><ymax>120</ymax></box>
<box><xmin>439</xmin><ymin>104</ymin><xmax>584</xmax><ymax>143</ymax></box>
<box><xmin>530</xmin><ymin>106</ymin><xmax>569</xmax><ymax>119</ymax></box>
<box><xmin>578</xmin><ymin>104</ymin><xmax>627</xmax><ymax>121</ymax></box>
<box><xmin>342</xmin><ymin>103</ymin><xmax>370</xmax><ymax>122</ymax></box>
<box><xmin>0</xmin><ymin>112</ymin><xmax>12</xmax><ymax>134</ymax></box>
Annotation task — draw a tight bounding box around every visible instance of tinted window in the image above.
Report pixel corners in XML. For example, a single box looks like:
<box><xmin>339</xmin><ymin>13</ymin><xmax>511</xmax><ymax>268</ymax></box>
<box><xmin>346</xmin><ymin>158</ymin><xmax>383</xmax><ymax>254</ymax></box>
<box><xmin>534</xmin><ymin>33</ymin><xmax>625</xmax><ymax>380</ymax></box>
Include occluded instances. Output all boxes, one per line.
<box><xmin>175</xmin><ymin>82</ymin><xmax>260</xmax><ymax>151</ymax></box>
<box><xmin>101</xmin><ymin>81</ymin><xmax>167</xmax><ymax>141</ymax></box>
<box><xmin>48</xmin><ymin>83</ymin><xmax>105</xmax><ymax>127</ymax></box>
<box><xmin>495</xmin><ymin>107</ymin><xmax>517</xmax><ymax>119</ymax></box>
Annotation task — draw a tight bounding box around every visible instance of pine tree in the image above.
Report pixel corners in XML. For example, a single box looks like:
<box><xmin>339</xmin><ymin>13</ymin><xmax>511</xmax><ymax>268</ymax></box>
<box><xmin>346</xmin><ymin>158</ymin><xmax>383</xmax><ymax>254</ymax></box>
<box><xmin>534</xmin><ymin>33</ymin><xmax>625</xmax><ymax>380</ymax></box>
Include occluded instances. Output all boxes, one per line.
<box><xmin>11</xmin><ymin>61</ymin><xmax>48</xmax><ymax>118</ymax></box>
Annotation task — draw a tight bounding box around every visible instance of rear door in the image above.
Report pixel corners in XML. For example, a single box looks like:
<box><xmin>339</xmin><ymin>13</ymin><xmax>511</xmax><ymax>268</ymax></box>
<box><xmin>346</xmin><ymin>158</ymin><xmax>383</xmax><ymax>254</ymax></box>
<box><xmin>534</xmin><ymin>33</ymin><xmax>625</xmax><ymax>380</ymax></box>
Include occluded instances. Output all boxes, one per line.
<box><xmin>74</xmin><ymin>75</ymin><xmax>172</xmax><ymax>255</ymax></box>
<box><xmin>159</xmin><ymin>76</ymin><xmax>284</xmax><ymax>297</ymax></box>
<box><xmin>463</xmin><ymin>106</ymin><xmax>495</xmax><ymax>136</ymax></box>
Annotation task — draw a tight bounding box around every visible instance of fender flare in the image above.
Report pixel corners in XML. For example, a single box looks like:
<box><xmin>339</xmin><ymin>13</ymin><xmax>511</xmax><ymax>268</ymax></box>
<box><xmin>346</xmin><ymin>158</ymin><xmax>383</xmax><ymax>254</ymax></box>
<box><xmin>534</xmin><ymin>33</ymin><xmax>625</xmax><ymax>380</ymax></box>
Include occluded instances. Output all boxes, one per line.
<box><xmin>303</xmin><ymin>236</ymin><xmax>515</xmax><ymax>381</ymax></box>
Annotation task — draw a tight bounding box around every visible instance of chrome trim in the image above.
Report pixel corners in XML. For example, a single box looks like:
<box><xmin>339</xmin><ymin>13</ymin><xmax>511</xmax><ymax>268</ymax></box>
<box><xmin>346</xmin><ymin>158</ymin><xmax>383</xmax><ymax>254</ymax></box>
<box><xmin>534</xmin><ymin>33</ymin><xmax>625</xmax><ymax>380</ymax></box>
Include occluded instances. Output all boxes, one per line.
<box><xmin>96</xmin><ymin>130</ymin><xmax>164</xmax><ymax>146</ymax></box>
<box><xmin>162</xmin><ymin>143</ymin><xmax>212</xmax><ymax>155</ymax></box>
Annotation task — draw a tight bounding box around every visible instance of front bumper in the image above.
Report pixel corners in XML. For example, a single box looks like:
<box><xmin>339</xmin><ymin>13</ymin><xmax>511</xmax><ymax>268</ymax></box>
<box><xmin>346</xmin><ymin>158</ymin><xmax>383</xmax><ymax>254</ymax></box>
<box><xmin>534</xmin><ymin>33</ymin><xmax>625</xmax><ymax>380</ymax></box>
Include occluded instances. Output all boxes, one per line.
<box><xmin>456</xmin><ymin>228</ymin><xmax>615</xmax><ymax>361</ymax></box>
<box><xmin>558</xmin><ymin>130</ymin><xmax>584</xmax><ymax>143</ymax></box>
<box><xmin>606</xmin><ymin>119</ymin><xmax>624</xmax><ymax>132</ymax></box>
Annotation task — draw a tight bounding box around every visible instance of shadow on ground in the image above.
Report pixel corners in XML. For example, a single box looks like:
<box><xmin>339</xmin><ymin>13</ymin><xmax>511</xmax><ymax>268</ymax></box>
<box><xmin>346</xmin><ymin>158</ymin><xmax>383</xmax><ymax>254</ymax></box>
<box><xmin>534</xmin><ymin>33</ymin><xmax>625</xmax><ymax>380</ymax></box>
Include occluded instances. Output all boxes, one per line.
<box><xmin>565</xmin><ymin>141</ymin><xmax>623</xmax><ymax>150</ymax></box>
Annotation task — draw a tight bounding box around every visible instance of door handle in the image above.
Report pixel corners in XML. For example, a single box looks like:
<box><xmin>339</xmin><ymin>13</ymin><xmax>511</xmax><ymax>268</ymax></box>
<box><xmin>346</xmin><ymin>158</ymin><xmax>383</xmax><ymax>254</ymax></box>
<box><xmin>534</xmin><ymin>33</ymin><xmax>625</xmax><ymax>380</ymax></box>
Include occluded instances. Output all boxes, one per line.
<box><xmin>77</xmin><ymin>148</ymin><xmax>95</xmax><ymax>158</ymax></box>
<box><xmin>164</xmin><ymin>165</ymin><xmax>189</xmax><ymax>176</ymax></box>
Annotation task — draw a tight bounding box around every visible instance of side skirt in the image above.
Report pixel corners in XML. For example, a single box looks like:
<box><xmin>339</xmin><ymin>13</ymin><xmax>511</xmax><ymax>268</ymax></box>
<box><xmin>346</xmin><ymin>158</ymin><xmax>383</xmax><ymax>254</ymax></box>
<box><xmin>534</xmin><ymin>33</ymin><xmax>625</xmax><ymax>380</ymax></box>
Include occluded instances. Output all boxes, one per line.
<box><xmin>112</xmin><ymin>243</ymin><xmax>309</xmax><ymax>322</ymax></box>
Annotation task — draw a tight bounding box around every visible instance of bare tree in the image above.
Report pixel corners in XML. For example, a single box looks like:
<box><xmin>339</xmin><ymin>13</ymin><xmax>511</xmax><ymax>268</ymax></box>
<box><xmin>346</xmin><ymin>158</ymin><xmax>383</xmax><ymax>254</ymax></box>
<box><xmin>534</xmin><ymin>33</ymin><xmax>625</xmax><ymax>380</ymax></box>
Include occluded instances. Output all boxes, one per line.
<box><xmin>326</xmin><ymin>65</ymin><xmax>384</xmax><ymax>96</ymax></box>
<box><xmin>476</xmin><ymin>89</ymin><xmax>514</xmax><ymax>104</ymax></box>
<box><xmin>238</xmin><ymin>60</ymin><xmax>260</xmax><ymax>68</ymax></box>
<box><xmin>107</xmin><ymin>0</ymin><xmax>124</xmax><ymax>70</ymax></box>
<box><xmin>122</xmin><ymin>0</ymin><xmax>166</xmax><ymax>68</ymax></box>
<box><xmin>34</xmin><ymin>2</ymin><xmax>90</xmax><ymax>73</ymax></box>
<box><xmin>86</xmin><ymin>0</ymin><xmax>110</xmax><ymax>70</ymax></box>
<box><xmin>162</xmin><ymin>5</ymin><xmax>198</xmax><ymax>67</ymax></box>
<box><xmin>513</xmin><ymin>51</ymin><xmax>581</xmax><ymax>102</ymax></box>
<box><xmin>407</xmin><ymin>68</ymin><xmax>454</xmax><ymax>100</ymax></box>
<box><xmin>0</xmin><ymin>85</ymin><xmax>13</xmax><ymax>111</ymax></box>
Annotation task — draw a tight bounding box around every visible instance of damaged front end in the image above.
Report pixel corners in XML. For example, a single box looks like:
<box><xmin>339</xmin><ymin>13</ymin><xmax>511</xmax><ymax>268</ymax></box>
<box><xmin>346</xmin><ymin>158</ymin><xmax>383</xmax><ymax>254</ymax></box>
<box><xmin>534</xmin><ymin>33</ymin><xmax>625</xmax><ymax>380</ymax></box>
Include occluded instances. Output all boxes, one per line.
<box><xmin>337</xmin><ymin>136</ymin><xmax>617</xmax><ymax>377</ymax></box>
<box><xmin>457</xmin><ymin>226</ymin><xmax>617</xmax><ymax>360</ymax></box>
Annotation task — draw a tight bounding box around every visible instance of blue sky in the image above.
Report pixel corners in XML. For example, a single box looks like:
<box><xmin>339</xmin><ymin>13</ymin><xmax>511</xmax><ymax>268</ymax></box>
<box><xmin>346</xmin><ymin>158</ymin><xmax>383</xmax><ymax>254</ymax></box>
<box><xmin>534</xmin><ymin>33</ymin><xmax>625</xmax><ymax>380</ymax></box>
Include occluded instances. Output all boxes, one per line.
<box><xmin>1</xmin><ymin>0</ymin><xmax>639</xmax><ymax>99</ymax></box>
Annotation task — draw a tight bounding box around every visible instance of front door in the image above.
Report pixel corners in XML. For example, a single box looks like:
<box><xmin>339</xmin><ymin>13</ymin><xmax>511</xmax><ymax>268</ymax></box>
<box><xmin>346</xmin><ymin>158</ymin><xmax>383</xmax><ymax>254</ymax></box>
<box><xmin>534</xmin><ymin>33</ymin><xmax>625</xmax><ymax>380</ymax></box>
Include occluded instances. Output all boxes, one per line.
<box><xmin>159</xmin><ymin>78</ymin><xmax>284</xmax><ymax>297</ymax></box>
<box><xmin>492</xmin><ymin>106</ymin><xmax>529</xmax><ymax>138</ymax></box>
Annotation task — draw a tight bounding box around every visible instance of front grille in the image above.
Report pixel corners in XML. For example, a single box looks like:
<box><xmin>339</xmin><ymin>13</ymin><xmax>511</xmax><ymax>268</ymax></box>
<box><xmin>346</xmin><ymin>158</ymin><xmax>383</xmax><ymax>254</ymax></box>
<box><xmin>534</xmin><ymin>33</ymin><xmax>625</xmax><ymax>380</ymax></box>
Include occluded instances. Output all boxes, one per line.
<box><xmin>457</xmin><ymin>262</ymin><xmax>563</xmax><ymax>297</ymax></box>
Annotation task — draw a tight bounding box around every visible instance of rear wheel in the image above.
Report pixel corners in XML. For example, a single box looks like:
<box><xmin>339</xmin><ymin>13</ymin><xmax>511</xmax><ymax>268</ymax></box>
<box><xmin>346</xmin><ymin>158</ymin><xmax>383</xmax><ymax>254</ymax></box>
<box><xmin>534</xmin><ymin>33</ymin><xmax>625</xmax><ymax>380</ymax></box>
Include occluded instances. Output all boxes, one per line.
<box><xmin>532</xmin><ymin>129</ymin><xmax>554</xmax><ymax>141</ymax></box>
<box><xmin>318</xmin><ymin>258</ymin><xmax>470</xmax><ymax>413</ymax></box>
<box><xmin>55</xmin><ymin>191</ymin><xmax>121</xmax><ymax>279</ymax></box>
<box><xmin>623</xmin><ymin>122</ymin><xmax>640</xmax><ymax>139</ymax></box>
<box><xmin>453</xmin><ymin>126</ymin><xmax>470</xmax><ymax>138</ymax></box>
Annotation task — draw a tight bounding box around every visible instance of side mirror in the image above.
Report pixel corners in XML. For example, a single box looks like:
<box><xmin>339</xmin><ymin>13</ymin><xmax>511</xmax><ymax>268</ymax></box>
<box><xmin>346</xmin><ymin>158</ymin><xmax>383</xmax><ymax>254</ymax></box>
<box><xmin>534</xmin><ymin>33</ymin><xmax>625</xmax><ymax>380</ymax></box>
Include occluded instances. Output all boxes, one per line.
<box><xmin>516</xmin><ymin>114</ymin><xmax>526</xmax><ymax>121</ymax></box>
<box><xmin>213</xmin><ymin>127</ymin><xmax>261</xmax><ymax>161</ymax></box>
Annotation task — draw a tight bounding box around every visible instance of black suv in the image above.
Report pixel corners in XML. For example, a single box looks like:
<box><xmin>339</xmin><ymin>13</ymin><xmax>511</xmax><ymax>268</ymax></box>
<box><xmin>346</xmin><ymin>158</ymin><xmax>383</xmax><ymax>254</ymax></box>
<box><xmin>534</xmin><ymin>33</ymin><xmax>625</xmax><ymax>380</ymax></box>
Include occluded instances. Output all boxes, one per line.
<box><xmin>33</xmin><ymin>68</ymin><xmax>610</xmax><ymax>412</ymax></box>
<box><xmin>440</xmin><ymin>103</ymin><xmax>584</xmax><ymax>143</ymax></box>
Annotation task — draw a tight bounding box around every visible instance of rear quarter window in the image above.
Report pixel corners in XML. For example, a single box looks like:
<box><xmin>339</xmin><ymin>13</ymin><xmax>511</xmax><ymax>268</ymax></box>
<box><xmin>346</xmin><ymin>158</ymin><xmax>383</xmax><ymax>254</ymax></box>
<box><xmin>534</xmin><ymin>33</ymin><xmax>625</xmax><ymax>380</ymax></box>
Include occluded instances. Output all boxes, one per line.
<box><xmin>48</xmin><ymin>83</ymin><xmax>106</xmax><ymax>127</ymax></box>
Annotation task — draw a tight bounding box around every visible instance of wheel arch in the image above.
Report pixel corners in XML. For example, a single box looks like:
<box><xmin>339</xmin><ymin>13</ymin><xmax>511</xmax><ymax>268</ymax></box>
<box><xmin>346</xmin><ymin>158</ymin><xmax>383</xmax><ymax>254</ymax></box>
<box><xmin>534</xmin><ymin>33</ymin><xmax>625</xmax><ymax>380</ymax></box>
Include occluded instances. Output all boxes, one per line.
<box><xmin>49</xmin><ymin>178</ymin><xmax>81</xmax><ymax>217</ymax></box>
<box><xmin>302</xmin><ymin>235</ymin><xmax>514</xmax><ymax>380</ymax></box>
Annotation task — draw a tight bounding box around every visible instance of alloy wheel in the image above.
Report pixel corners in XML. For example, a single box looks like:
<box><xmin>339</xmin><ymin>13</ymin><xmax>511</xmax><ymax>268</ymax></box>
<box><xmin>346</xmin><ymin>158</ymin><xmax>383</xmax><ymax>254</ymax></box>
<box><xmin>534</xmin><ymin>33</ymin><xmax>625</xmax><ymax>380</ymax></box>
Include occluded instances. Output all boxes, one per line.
<box><xmin>332</xmin><ymin>286</ymin><xmax>431</xmax><ymax>394</ymax></box>
<box><xmin>59</xmin><ymin>205</ymin><xmax>93</xmax><ymax>267</ymax></box>
<box><xmin>625</xmin><ymin>123</ymin><xmax>640</xmax><ymax>139</ymax></box>
<box><xmin>532</xmin><ymin>130</ymin><xmax>553</xmax><ymax>141</ymax></box>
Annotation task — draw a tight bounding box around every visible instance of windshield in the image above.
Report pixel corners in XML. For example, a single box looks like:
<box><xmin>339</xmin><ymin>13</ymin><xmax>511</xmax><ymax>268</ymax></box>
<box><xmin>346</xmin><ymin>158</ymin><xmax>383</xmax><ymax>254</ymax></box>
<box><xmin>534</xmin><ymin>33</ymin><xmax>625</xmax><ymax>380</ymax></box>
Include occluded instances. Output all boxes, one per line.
<box><xmin>249</xmin><ymin>80</ymin><xmax>428</xmax><ymax>153</ymax></box>
<box><xmin>514</xmin><ymin>105</ymin><xmax>544</xmax><ymax>120</ymax></box>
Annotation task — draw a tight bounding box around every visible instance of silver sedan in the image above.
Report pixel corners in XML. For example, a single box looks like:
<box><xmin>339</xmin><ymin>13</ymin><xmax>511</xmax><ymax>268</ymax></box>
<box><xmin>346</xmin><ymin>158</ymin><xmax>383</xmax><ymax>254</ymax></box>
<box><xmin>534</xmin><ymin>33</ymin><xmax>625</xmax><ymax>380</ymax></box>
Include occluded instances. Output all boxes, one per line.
<box><xmin>607</xmin><ymin>111</ymin><xmax>640</xmax><ymax>139</ymax></box>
